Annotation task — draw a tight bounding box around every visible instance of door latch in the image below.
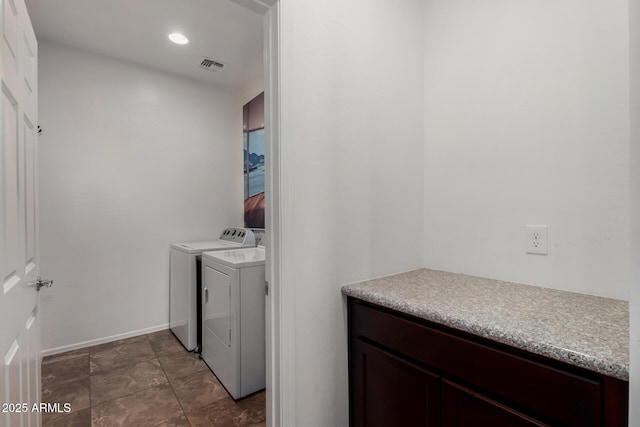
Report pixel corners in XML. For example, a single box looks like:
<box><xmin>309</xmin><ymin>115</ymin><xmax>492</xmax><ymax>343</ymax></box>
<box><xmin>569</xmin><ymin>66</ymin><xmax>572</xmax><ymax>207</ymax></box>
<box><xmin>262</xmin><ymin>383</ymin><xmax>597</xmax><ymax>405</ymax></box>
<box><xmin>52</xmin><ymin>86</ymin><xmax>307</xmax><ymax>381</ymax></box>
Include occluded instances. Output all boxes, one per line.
<box><xmin>29</xmin><ymin>276</ymin><xmax>53</xmax><ymax>291</ymax></box>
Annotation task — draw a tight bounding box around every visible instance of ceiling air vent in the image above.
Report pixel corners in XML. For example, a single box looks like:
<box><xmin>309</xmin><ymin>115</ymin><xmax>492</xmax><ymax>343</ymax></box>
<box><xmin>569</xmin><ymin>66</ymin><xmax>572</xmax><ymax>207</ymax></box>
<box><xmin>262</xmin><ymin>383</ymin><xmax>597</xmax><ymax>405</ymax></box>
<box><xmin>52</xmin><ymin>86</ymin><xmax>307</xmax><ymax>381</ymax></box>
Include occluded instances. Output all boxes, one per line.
<box><xmin>200</xmin><ymin>57</ymin><xmax>225</xmax><ymax>72</ymax></box>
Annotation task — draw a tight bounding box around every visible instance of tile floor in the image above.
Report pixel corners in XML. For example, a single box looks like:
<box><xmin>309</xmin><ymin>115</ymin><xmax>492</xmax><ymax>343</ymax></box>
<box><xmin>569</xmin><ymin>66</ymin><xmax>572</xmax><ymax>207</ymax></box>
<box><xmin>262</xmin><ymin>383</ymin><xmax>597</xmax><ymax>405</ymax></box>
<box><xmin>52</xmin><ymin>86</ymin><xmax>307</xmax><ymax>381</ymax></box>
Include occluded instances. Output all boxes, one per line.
<box><xmin>41</xmin><ymin>330</ymin><xmax>265</xmax><ymax>426</ymax></box>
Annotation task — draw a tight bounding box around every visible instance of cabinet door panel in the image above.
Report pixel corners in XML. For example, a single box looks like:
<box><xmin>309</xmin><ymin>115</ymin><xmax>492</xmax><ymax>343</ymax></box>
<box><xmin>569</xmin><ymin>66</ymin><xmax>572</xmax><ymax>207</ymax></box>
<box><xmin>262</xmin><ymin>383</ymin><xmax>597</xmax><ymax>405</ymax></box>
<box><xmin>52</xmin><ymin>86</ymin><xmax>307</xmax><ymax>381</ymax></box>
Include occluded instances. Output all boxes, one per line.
<box><xmin>442</xmin><ymin>380</ymin><xmax>548</xmax><ymax>427</ymax></box>
<box><xmin>352</xmin><ymin>339</ymin><xmax>440</xmax><ymax>427</ymax></box>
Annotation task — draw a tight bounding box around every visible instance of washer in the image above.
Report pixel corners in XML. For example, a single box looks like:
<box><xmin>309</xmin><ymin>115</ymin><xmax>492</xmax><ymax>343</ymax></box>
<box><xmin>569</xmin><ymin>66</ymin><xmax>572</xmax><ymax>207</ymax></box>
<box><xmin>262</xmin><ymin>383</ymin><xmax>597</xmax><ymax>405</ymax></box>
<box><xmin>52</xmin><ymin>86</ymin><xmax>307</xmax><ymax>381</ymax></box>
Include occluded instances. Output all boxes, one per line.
<box><xmin>169</xmin><ymin>228</ymin><xmax>255</xmax><ymax>351</ymax></box>
<box><xmin>201</xmin><ymin>245</ymin><xmax>265</xmax><ymax>399</ymax></box>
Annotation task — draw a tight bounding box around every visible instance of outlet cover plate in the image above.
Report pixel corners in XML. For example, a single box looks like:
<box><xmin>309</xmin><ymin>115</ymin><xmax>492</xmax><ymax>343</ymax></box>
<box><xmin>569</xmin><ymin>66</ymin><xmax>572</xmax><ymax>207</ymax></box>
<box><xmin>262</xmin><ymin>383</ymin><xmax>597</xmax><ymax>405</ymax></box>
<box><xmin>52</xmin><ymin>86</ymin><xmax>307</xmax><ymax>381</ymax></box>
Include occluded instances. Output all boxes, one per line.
<box><xmin>525</xmin><ymin>225</ymin><xmax>548</xmax><ymax>255</ymax></box>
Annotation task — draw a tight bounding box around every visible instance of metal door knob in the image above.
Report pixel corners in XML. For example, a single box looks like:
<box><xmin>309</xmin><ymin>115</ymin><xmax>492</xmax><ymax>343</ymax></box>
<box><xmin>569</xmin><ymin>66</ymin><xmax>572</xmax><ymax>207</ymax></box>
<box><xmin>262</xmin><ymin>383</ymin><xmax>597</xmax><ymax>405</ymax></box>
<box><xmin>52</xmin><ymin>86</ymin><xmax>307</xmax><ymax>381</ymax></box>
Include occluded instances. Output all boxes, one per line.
<box><xmin>28</xmin><ymin>276</ymin><xmax>53</xmax><ymax>291</ymax></box>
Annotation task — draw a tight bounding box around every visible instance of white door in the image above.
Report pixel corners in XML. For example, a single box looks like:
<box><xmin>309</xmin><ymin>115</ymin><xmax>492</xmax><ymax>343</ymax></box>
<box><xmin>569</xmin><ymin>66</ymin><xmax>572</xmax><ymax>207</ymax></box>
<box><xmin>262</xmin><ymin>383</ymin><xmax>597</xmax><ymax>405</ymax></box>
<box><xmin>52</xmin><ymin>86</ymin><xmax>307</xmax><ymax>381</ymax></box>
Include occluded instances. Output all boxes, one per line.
<box><xmin>1</xmin><ymin>0</ymin><xmax>41</xmax><ymax>426</ymax></box>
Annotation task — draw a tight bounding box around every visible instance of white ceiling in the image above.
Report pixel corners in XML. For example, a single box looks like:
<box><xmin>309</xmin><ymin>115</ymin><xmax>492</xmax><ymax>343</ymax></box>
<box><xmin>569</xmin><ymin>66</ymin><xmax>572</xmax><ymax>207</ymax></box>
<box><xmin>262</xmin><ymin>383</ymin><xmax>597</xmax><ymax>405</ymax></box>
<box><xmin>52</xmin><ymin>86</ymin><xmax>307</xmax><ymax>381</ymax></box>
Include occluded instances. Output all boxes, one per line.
<box><xmin>25</xmin><ymin>0</ymin><xmax>264</xmax><ymax>91</ymax></box>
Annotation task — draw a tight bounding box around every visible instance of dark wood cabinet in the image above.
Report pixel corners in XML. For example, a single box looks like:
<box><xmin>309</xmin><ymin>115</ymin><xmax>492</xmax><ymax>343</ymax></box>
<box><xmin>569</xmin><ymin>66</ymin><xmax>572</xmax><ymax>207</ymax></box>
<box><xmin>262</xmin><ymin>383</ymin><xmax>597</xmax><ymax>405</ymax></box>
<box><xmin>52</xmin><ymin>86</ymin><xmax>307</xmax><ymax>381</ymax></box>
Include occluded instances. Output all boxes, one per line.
<box><xmin>352</xmin><ymin>339</ymin><xmax>441</xmax><ymax>427</ymax></box>
<box><xmin>348</xmin><ymin>297</ymin><xmax>629</xmax><ymax>427</ymax></box>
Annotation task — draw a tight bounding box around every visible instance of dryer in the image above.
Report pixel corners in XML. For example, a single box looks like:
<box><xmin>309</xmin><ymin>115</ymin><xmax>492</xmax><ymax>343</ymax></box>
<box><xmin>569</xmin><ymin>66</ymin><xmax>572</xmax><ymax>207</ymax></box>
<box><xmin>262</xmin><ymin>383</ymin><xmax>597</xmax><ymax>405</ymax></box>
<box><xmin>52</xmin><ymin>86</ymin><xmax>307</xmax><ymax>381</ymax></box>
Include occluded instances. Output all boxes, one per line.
<box><xmin>169</xmin><ymin>228</ymin><xmax>255</xmax><ymax>351</ymax></box>
<box><xmin>201</xmin><ymin>245</ymin><xmax>265</xmax><ymax>399</ymax></box>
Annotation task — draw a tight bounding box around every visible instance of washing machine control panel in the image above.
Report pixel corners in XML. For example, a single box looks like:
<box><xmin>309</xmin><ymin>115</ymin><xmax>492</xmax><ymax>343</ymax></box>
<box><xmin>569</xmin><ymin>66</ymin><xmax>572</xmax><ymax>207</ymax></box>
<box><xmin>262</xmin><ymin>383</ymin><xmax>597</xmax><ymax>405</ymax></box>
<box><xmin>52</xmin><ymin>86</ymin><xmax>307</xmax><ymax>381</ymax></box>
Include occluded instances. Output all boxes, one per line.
<box><xmin>219</xmin><ymin>228</ymin><xmax>256</xmax><ymax>245</ymax></box>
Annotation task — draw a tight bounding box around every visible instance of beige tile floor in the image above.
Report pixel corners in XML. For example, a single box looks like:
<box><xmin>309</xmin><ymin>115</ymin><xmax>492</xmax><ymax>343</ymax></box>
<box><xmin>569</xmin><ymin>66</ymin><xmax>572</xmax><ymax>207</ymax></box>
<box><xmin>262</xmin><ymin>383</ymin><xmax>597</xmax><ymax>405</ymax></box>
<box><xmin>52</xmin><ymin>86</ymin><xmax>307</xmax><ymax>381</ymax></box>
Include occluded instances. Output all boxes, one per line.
<box><xmin>41</xmin><ymin>330</ymin><xmax>265</xmax><ymax>426</ymax></box>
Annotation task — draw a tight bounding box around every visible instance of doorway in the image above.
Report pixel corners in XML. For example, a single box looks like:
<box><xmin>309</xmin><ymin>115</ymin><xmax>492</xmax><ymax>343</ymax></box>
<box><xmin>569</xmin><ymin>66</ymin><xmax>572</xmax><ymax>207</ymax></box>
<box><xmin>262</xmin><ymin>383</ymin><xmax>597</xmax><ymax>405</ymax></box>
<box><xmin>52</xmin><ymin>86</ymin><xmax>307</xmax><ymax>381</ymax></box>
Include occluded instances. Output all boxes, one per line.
<box><xmin>17</xmin><ymin>0</ymin><xmax>281</xmax><ymax>425</ymax></box>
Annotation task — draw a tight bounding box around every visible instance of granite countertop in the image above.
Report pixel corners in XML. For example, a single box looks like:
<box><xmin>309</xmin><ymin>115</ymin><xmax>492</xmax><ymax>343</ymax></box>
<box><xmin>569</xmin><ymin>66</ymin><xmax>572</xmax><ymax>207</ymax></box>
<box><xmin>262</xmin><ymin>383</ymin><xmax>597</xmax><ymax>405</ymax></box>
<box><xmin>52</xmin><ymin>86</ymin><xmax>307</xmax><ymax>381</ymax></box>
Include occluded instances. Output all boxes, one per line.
<box><xmin>342</xmin><ymin>268</ymin><xmax>629</xmax><ymax>381</ymax></box>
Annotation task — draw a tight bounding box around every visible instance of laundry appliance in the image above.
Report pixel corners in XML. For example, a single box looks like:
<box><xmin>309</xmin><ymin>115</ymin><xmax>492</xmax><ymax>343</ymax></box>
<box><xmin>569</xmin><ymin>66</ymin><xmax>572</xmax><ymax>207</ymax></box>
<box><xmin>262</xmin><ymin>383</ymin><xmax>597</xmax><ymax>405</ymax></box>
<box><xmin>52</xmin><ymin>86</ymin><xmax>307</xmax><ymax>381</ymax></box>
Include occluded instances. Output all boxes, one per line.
<box><xmin>169</xmin><ymin>228</ymin><xmax>255</xmax><ymax>351</ymax></box>
<box><xmin>201</xmin><ymin>244</ymin><xmax>265</xmax><ymax>399</ymax></box>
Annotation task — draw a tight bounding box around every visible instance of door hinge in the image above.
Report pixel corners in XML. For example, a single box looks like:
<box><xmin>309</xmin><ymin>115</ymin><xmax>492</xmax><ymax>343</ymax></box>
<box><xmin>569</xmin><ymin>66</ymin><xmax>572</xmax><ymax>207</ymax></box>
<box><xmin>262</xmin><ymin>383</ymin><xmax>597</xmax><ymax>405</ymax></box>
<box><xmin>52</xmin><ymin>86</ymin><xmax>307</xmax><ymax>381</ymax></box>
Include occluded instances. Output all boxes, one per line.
<box><xmin>265</xmin><ymin>282</ymin><xmax>269</xmax><ymax>296</ymax></box>
<box><xmin>229</xmin><ymin>329</ymin><xmax>231</xmax><ymax>343</ymax></box>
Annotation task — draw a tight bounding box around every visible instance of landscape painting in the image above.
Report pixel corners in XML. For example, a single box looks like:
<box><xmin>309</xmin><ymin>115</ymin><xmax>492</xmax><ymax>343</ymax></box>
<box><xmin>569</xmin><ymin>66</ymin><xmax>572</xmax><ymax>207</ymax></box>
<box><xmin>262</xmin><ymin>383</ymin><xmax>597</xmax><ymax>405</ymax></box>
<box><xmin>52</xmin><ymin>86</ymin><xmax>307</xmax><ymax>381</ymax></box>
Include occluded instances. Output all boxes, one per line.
<box><xmin>243</xmin><ymin>93</ymin><xmax>265</xmax><ymax>229</ymax></box>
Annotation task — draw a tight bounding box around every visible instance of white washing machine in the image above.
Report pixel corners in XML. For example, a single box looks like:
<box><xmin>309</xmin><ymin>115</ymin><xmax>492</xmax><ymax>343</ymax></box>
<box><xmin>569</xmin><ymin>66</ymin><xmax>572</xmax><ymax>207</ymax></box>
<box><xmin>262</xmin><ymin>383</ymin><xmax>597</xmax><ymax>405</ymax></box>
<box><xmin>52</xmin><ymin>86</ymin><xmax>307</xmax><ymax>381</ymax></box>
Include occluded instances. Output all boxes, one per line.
<box><xmin>169</xmin><ymin>228</ymin><xmax>255</xmax><ymax>351</ymax></box>
<box><xmin>201</xmin><ymin>245</ymin><xmax>265</xmax><ymax>399</ymax></box>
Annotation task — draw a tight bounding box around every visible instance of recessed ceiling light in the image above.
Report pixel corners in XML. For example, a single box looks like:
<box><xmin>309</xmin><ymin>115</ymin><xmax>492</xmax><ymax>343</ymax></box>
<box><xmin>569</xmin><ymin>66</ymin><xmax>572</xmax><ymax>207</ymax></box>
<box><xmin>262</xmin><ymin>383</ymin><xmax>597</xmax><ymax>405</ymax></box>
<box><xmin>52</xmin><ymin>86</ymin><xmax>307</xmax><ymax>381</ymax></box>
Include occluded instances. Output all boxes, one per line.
<box><xmin>168</xmin><ymin>33</ymin><xmax>189</xmax><ymax>45</ymax></box>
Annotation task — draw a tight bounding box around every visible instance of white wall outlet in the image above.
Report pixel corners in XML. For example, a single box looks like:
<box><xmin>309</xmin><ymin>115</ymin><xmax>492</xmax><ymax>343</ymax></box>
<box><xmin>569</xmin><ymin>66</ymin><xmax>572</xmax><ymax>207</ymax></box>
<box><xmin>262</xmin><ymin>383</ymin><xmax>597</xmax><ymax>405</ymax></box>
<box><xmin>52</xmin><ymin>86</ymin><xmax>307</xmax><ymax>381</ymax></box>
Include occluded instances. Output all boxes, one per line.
<box><xmin>525</xmin><ymin>225</ymin><xmax>548</xmax><ymax>255</ymax></box>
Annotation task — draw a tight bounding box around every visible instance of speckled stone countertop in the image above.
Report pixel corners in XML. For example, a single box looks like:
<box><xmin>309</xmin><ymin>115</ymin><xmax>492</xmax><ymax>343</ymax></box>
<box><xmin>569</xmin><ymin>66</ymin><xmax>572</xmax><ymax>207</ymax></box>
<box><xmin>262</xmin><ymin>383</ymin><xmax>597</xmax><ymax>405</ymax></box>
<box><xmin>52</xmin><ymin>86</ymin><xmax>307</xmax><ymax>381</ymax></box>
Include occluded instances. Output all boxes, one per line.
<box><xmin>342</xmin><ymin>268</ymin><xmax>629</xmax><ymax>381</ymax></box>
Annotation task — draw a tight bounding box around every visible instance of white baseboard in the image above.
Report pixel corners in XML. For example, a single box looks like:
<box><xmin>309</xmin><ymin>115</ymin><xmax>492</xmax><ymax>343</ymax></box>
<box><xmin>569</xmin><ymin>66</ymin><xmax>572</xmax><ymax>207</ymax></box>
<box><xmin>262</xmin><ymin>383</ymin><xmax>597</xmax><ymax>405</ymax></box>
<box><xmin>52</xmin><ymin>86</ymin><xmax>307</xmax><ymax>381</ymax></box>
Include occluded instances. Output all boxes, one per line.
<box><xmin>41</xmin><ymin>323</ymin><xmax>170</xmax><ymax>357</ymax></box>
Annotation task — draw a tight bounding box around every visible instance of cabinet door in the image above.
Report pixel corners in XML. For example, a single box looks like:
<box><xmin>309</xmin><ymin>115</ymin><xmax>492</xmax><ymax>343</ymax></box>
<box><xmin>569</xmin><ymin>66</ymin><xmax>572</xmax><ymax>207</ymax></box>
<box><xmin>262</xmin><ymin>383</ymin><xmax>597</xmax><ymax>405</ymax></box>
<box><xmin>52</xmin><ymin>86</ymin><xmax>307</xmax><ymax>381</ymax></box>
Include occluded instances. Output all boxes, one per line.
<box><xmin>351</xmin><ymin>339</ymin><xmax>440</xmax><ymax>427</ymax></box>
<box><xmin>442</xmin><ymin>380</ymin><xmax>549</xmax><ymax>427</ymax></box>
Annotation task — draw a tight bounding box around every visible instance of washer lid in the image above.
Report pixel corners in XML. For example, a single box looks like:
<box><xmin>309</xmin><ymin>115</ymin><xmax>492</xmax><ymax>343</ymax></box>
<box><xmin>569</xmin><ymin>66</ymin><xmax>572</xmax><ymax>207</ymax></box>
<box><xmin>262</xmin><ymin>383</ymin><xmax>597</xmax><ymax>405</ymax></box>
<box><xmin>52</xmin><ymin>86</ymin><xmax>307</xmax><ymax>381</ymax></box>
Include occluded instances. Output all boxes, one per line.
<box><xmin>170</xmin><ymin>240</ymin><xmax>243</xmax><ymax>254</ymax></box>
<box><xmin>202</xmin><ymin>247</ymin><xmax>265</xmax><ymax>268</ymax></box>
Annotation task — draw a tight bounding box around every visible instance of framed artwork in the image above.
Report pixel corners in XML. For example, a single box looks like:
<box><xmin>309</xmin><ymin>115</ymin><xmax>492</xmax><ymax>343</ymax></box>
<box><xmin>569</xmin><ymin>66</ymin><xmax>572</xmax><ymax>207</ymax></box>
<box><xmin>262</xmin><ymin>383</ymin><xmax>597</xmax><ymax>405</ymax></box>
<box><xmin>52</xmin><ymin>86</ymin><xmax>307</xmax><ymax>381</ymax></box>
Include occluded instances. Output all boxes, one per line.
<box><xmin>243</xmin><ymin>92</ymin><xmax>265</xmax><ymax>229</ymax></box>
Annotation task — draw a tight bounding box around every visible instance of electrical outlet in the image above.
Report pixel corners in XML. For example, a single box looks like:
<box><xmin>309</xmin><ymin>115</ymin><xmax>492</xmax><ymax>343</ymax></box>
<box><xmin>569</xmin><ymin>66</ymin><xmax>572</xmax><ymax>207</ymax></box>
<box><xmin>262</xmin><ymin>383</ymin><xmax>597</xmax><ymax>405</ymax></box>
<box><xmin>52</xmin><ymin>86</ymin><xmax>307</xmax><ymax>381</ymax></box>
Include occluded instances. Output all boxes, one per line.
<box><xmin>525</xmin><ymin>225</ymin><xmax>548</xmax><ymax>255</ymax></box>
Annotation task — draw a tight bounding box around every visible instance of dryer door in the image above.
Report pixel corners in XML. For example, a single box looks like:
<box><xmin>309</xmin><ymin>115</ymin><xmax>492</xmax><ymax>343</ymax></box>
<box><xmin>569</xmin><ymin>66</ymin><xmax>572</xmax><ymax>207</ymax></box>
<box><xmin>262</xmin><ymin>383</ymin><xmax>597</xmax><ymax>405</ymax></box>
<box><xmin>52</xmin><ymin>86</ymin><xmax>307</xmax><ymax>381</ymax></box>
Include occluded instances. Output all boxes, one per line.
<box><xmin>203</xmin><ymin>266</ymin><xmax>232</xmax><ymax>347</ymax></box>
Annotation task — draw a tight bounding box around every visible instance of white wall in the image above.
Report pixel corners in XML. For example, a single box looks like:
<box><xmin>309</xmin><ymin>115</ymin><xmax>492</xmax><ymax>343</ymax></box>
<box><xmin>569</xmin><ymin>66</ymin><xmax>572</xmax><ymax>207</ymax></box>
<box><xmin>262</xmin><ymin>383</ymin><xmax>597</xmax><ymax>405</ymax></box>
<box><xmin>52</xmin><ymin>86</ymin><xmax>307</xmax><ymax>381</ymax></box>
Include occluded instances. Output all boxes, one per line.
<box><xmin>423</xmin><ymin>0</ymin><xmax>631</xmax><ymax>300</ymax></box>
<box><xmin>279</xmin><ymin>0</ymin><xmax>425</xmax><ymax>424</ymax></box>
<box><xmin>38</xmin><ymin>41</ymin><xmax>243</xmax><ymax>353</ymax></box>
<box><xmin>629</xmin><ymin>0</ymin><xmax>640</xmax><ymax>421</ymax></box>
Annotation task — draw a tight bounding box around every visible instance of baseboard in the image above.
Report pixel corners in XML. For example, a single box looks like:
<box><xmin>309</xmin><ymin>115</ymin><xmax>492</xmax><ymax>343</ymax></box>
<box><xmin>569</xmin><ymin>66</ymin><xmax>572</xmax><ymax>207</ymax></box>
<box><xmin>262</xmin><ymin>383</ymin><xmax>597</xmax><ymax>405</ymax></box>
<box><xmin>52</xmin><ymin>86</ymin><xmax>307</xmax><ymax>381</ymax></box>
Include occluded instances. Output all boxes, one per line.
<box><xmin>41</xmin><ymin>323</ymin><xmax>170</xmax><ymax>357</ymax></box>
